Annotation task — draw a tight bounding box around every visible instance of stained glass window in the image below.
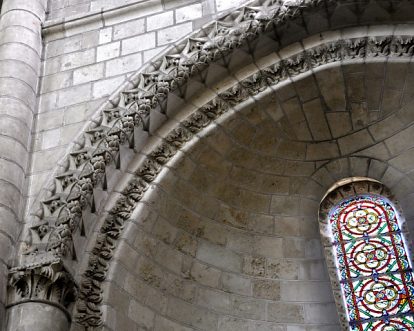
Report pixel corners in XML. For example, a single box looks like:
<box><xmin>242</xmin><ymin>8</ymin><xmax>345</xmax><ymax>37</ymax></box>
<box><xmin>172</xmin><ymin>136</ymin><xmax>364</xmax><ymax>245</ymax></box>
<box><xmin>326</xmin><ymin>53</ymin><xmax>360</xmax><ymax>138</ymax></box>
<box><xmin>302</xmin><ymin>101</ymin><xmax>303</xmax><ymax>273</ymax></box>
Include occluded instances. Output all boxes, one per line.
<box><xmin>329</xmin><ymin>194</ymin><xmax>414</xmax><ymax>330</ymax></box>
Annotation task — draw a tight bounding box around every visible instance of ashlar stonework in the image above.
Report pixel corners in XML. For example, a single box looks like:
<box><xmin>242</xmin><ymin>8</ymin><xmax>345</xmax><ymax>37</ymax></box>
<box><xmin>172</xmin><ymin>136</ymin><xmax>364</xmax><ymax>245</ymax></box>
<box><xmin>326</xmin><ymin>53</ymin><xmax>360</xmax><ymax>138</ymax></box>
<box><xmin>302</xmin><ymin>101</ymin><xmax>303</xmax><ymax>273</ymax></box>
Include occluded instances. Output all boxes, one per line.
<box><xmin>2</xmin><ymin>0</ymin><xmax>414</xmax><ymax>330</ymax></box>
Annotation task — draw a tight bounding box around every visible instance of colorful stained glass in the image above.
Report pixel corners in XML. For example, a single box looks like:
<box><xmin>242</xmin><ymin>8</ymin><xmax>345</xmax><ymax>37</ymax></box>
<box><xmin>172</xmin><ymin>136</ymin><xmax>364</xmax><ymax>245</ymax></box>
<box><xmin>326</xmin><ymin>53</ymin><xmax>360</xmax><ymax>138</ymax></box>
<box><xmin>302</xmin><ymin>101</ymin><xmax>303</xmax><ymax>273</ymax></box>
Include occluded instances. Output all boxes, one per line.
<box><xmin>329</xmin><ymin>194</ymin><xmax>414</xmax><ymax>330</ymax></box>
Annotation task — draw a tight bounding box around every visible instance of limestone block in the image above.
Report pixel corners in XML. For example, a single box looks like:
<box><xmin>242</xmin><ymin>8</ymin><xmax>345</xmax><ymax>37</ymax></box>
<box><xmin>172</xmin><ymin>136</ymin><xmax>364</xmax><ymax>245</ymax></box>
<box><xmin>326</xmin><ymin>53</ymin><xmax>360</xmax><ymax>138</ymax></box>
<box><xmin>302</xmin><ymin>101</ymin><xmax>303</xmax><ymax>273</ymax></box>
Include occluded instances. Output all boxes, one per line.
<box><xmin>215</xmin><ymin>0</ymin><xmax>246</xmax><ymax>11</ymax></box>
<box><xmin>157</xmin><ymin>23</ymin><xmax>192</xmax><ymax>46</ymax></box>
<box><xmin>0</xmin><ymin>99</ymin><xmax>33</xmax><ymax>128</ymax></box>
<box><xmin>58</xmin><ymin>83</ymin><xmax>92</xmax><ymax>107</ymax></box>
<box><xmin>105</xmin><ymin>53</ymin><xmax>142</xmax><ymax>77</ymax></box>
<box><xmin>219</xmin><ymin>316</ymin><xmax>249</xmax><ymax>331</ymax></box>
<box><xmin>166</xmin><ymin>297</ymin><xmax>218</xmax><ymax>330</ymax></box>
<box><xmin>243</xmin><ymin>256</ymin><xmax>265</xmax><ymax>276</ymax></box>
<box><xmin>267</xmin><ymin>302</ymin><xmax>305</xmax><ymax>323</ymax></box>
<box><xmin>326</xmin><ymin>112</ymin><xmax>352</xmax><ymax>138</ymax></box>
<box><xmin>250</xmin><ymin>321</ymin><xmax>285</xmax><ymax>331</ymax></box>
<box><xmin>0</xmin><ymin>60</ymin><xmax>38</xmax><ymax>90</ymax></box>
<box><xmin>252</xmin><ymin>279</ymin><xmax>280</xmax><ymax>300</ymax></box>
<box><xmin>281</xmin><ymin>281</ymin><xmax>333</xmax><ymax>302</ymax></box>
<box><xmin>389</xmin><ymin>148</ymin><xmax>414</xmax><ymax>173</ymax></box>
<box><xmin>99</xmin><ymin>27</ymin><xmax>112</xmax><ymax>44</ymax></box>
<box><xmin>385</xmin><ymin>124</ymin><xmax>414</xmax><ymax>156</ymax></box>
<box><xmin>143</xmin><ymin>46</ymin><xmax>166</xmax><ymax>63</ymax></box>
<box><xmin>176</xmin><ymin>4</ymin><xmax>202</xmax><ymax>23</ymax></box>
<box><xmin>121</xmin><ymin>32</ymin><xmax>156</xmax><ymax>55</ymax></box>
<box><xmin>0</xmin><ymin>206</ymin><xmax>20</xmax><ymax>241</ymax></box>
<box><xmin>189</xmin><ymin>261</ymin><xmax>221</xmax><ymax>288</ymax></box>
<box><xmin>316</xmin><ymin>67</ymin><xmax>347</xmax><ymax>111</ymax></box>
<box><xmin>0</xmin><ymin>43</ymin><xmax>39</xmax><ymax>73</ymax></box>
<box><xmin>2</xmin><ymin>0</ymin><xmax>47</xmax><ymax>21</ymax></box>
<box><xmin>337</xmin><ymin>129</ymin><xmax>374</xmax><ymax>155</ymax></box>
<box><xmin>0</xmin><ymin>116</ymin><xmax>30</xmax><ymax>148</ymax></box>
<box><xmin>31</xmin><ymin>148</ymin><xmax>65</xmax><ymax>173</ymax></box>
<box><xmin>298</xmin><ymin>259</ymin><xmax>329</xmax><ymax>281</ymax></box>
<box><xmin>230</xmin><ymin>295</ymin><xmax>266</xmax><ymax>320</ymax></box>
<box><xmin>270</xmin><ymin>196</ymin><xmax>300</xmax><ymax>216</ymax></box>
<box><xmin>0</xmin><ymin>25</ymin><xmax>41</xmax><ymax>54</ymax></box>
<box><xmin>164</xmin><ymin>0</ymin><xmax>196</xmax><ymax>10</ymax></box>
<box><xmin>73</xmin><ymin>62</ymin><xmax>104</xmax><ymax>84</ymax></box>
<box><xmin>92</xmin><ymin>75</ymin><xmax>125</xmax><ymax>98</ymax></box>
<box><xmin>221</xmin><ymin>272</ymin><xmax>252</xmax><ymax>296</ymax></box>
<box><xmin>60</xmin><ymin>48</ymin><xmax>95</xmax><ymax>71</ymax></box>
<box><xmin>304</xmin><ymin>302</ymin><xmax>339</xmax><ymax>324</ymax></box>
<box><xmin>266</xmin><ymin>259</ymin><xmax>299</xmax><ymax>280</ymax></box>
<box><xmin>41</xmin><ymin>71</ymin><xmax>73</xmax><ymax>93</ymax></box>
<box><xmin>306</xmin><ymin>141</ymin><xmax>340</xmax><ymax>161</ymax></box>
<box><xmin>128</xmin><ymin>300</ymin><xmax>155</xmax><ymax>329</ymax></box>
<box><xmin>112</xmin><ymin>18</ymin><xmax>145</xmax><ymax>41</ymax></box>
<box><xmin>0</xmin><ymin>10</ymin><xmax>41</xmax><ymax>33</ymax></box>
<box><xmin>154</xmin><ymin>315</ymin><xmax>192</xmax><ymax>331</ymax></box>
<box><xmin>0</xmin><ymin>136</ymin><xmax>28</xmax><ymax>168</ymax></box>
<box><xmin>82</xmin><ymin>30</ymin><xmax>100</xmax><ymax>49</ymax></box>
<box><xmin>196</xmin><ymin>241</ymin><xmax>242</xmax><ymax>272</ymax></box>
<box><xmin>174</xmin><ymin>232</ymin><xmax>197</xmax><ymax>256</ymax></box>
<box><xmin>0</xmin><ymin>77</ymin><xmax>36</xmax><ymax>109</ymax></box>
<box><xmin>381</xmin><ymin>88</ymin><xmax>402</xmax><ymax>115</ymax></box>
<box><xmin>147</xmin><ymin>11</ymin><xmax>173</xmax><ymax>31</ymax></box>
<box><xmin>97</xmin><ymin>41</ymin><xmax>120</xmax><ymax>62</ymax></box>
<box><xmin>41</xmin><ymin>128</ymin><xmax>61</xmax><ymax>149</ymax></box>
<box><xmin>102</xmin><ymin>1</ymin><xmax>163</xmax><ymax>26</ymax></box>
<box><xmin>302</xmin><ymin>98</ymin><xmax>331</xmax><ymax>140</ymax></box>
<box><xmin>5</xmin><ymin>302</ymin><xmax>69</xmax><ymax>331</ymax></box>
<box><xmin>59</xmin><ymin>122</ymin><xmax>85</xmax><ymax>145</ymax></box>
<box><xmin>196</xmin><ymin>287</ymin><xmax>231</xmax><ymax>312</ymax></box>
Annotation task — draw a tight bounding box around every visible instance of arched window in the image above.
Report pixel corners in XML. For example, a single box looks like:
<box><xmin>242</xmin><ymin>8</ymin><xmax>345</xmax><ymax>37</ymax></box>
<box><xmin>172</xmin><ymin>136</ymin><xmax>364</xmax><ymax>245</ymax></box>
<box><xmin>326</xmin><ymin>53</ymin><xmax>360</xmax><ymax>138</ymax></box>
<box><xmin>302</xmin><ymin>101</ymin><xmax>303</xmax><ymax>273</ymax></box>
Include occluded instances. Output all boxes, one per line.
<box><xmin>319</xmin><ymin>179</ymin><xmax>414</xmax><ymax>330</ymax></box>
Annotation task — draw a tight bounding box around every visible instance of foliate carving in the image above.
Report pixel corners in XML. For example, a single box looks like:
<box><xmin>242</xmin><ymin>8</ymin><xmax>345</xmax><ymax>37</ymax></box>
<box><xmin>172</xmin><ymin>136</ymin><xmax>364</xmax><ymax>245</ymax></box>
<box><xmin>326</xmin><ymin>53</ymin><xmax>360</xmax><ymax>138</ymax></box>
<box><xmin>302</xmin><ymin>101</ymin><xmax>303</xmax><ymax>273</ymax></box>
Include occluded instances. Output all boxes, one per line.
<box><xmin>74</xmin><ymin>33</ymin><xmax>414</xmax><ymax>327</ymax></box>
<box><xmin>8</xmin><ymin>259</ymin><xmax>77</xmax><ymax>312</ymax></box>
<box><xmin>25</xmin><ymin>0</ymin><xmax>411</xmax><ymax>263</ymax></box>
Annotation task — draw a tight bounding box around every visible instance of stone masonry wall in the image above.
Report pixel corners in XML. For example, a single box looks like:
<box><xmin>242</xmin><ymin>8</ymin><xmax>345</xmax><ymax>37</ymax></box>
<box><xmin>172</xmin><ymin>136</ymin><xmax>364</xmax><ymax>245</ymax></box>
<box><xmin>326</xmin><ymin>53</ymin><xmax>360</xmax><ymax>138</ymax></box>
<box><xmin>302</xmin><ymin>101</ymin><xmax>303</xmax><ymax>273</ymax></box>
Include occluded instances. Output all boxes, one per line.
<box><xmin>29</xmin><ymin>0</ymin><xmax>248</xmax><ymax>215</ymax></box>
<box><xmin>46</xmin><ymin>0</ymin><xmax>244</xmax><ymax>21</ymax></box>
<box><xmin>92</xmin><ymin>60</ymin><xmax>414</xmax><ymax>330</ymax></box>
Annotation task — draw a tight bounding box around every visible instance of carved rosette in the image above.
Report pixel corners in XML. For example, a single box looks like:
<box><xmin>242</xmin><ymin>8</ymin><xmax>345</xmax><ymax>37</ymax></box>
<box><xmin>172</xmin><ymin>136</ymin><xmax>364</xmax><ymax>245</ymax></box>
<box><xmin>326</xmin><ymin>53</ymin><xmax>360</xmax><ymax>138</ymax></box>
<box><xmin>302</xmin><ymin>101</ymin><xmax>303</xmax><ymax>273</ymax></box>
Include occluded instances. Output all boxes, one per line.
<box><xmin>7</xmin><ymin>258</ymin><xmax>78</xmax><ymax>319</ymax></box>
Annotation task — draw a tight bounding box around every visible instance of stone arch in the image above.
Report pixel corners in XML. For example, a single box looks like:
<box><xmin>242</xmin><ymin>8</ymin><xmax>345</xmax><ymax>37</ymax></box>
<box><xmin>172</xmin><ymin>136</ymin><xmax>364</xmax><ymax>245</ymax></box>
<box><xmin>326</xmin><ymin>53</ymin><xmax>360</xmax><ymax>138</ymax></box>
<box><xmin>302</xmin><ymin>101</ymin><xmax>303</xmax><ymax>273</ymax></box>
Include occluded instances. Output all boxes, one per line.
<box><xmin>7</xmin><ymin>0</ymin><xmax>414</xmax><ymax>330</ymax></box>
<box><xmin>80</xmin><ymin>50</ymin><xmax>414</xmax><ymax>328</ymax></box>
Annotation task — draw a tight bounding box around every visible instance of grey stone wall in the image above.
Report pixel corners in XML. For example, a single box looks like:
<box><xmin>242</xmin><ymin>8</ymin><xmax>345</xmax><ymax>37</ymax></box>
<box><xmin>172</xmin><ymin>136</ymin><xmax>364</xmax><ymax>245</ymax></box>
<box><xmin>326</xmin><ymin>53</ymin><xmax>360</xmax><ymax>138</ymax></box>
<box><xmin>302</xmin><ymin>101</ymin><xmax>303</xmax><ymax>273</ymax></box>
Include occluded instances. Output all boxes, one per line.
<box><xmin>90</xmin><ymin>59</ymin><xmax>414</xmax><ymax>330</ymax></box>
<box><xmin>5</xmin><ymin>0</ymin><xmax>414</xmax><ymax>330</ymax></box>
<box><xmin>47</xmin><ymin>0</ymin><xmax>246</xmax><ymax>20</ymax></box>
<box><xmin>29</xmin><ymin>0</ymin><xmax>248</xmax><ymax>214</ymax></box>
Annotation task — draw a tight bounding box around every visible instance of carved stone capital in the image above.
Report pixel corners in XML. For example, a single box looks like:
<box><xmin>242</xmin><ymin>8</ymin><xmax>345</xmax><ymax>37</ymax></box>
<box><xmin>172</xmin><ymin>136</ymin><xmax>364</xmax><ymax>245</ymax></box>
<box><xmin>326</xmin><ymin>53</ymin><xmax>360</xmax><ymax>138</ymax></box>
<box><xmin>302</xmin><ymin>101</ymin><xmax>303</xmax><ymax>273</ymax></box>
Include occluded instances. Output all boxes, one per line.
<box><xmin>7</xmin><ymin>258</ymin><xmax>78</xmax><ymax>320</ymax></box>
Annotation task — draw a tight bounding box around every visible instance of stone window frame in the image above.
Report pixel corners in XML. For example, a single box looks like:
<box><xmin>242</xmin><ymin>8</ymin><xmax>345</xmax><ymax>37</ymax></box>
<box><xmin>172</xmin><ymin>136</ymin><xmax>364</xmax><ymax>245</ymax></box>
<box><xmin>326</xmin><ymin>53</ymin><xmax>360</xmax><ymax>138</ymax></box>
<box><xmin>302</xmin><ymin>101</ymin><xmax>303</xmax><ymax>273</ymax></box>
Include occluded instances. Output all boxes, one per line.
<box><xmin>318</xmin><ymin>177</ymin><xmax>414</xmax><ymax>330</ymax></box>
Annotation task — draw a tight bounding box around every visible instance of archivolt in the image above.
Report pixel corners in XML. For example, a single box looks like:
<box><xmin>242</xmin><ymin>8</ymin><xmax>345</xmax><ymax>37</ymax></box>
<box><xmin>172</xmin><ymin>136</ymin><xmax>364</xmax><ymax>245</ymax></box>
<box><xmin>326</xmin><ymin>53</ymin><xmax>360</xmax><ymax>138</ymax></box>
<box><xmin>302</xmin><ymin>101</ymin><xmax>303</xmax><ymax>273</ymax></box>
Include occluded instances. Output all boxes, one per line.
<box><xmin>75</xmin><ymin>33</ymin><xmax>414</xmax><ymax>328</ymax></box>
<box><xmin>10</xmin><ymin>0</ymin><xmax>414</xmax><ymax>329</ymax></box>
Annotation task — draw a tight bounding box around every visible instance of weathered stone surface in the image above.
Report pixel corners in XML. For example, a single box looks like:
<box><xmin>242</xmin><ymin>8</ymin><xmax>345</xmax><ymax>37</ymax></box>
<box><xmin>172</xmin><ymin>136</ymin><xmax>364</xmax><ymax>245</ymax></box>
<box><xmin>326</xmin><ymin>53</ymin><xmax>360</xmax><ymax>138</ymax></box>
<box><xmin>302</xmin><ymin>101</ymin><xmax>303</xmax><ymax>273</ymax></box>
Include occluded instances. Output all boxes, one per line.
<box><xmin>6</xmin><ymin>1</ymin><xmax>414</xmax><ymax>331</ymax></box>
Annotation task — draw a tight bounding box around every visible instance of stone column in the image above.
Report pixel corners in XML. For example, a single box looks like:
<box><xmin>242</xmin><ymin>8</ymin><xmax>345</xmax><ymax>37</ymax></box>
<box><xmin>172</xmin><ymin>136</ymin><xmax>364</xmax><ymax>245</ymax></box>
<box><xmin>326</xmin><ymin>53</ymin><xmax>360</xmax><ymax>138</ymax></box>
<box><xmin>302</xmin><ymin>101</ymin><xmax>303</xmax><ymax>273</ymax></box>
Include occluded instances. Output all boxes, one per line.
<box><xmin>0</xmin><ymin>0</ymin><xmax>47</xmax><ymax>328</ymax></box>
<box><xmin>6</xmin><ymin>260</ymin><xmax>77</xmax><ymax>331</ymax></box>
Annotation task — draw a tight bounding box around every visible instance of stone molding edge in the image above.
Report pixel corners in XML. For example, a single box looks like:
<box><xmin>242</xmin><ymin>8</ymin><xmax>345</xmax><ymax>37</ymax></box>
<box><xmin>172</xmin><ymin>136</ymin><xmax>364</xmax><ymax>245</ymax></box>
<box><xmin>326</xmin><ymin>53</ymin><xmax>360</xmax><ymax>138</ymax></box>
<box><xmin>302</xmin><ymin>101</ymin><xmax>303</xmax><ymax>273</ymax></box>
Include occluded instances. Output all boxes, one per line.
<box><xmin>42</xmin><ymin>0</ymin><xmax>158</xmax><ymax>38</ymax></box>
<box><xmin>9</xmin><ymin>0</ymin><xmax>414</xmax><ymax>328</ymax></box>
<box><xmin>75</xmin><ymin>33</ymin><xmax>414</xmax><ymax>328</ymax></box>
<box><xmin>318</xmin><ymin>178</ymin><xmax>408</xmax><ymax>330</ymax></box>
